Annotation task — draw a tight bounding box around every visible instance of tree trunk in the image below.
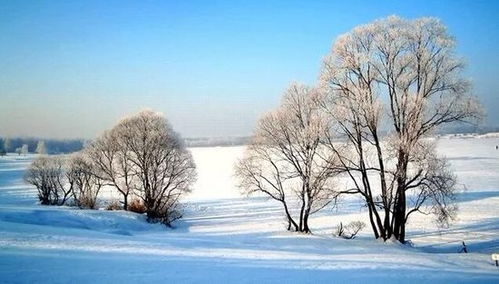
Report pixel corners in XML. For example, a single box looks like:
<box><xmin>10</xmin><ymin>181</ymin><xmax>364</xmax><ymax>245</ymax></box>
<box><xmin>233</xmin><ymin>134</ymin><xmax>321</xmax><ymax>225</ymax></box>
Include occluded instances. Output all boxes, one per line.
<box><xmin>393</xmin><ymin>188</ymin><xmax>406</xmax><ymax>242</ymax></box>
<box><xmin>123</xmin><ymin>194</ymin><xmax>128</xmax><ymax>211</ymax></box>
<box><xmin>282</xmin><ymin>201</ymin><xmax>298</xmax><ymax>231</ymax></box>
<box><xmin>393</xmin><ymin>150</ymin><xmax>408</xmax><ymax>243</ymax></box>
<box><xmin>367</xmin><ymin>203</ymin><xmax>380</xmax><ymax>239</ymax></box>
<box><xmin>302</xmin><ymin>209</ymin><xmax>311</xmax><ymax>233</ymax></box>
<box><xmin>373</xmin><ymin>131</ymin><xmax>392</xmax><ymax>239</ymax></box>
<box><xmin>298</xmin><ymin>189</ymin><xmax>306</xmax><ymax>232</ymax></box>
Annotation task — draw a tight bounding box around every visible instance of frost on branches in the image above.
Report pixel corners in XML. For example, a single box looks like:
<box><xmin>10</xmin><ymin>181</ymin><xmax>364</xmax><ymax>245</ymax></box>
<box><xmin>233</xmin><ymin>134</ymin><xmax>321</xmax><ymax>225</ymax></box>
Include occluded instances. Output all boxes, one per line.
<box><xmin>236</xmin><ymin>83</ymin><xmax>339</xmax><ymax>233</ymax></box>
<box><xmin>319</xmin><ymin>16</ymin><xmax>482</xmax><ymax>242</ymax></box>
<box><xmin>25</xmin><ymin>110</ymin><xmax>197</xmax><ymax>227</ymax></box>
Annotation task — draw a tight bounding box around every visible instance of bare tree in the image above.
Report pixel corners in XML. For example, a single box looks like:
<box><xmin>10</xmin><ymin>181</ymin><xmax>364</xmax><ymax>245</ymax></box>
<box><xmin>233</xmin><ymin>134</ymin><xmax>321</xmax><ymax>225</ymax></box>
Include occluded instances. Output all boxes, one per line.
<box><xmin>24</xmin><ymin>156</ymin><xmax>72</xmax><ymax>205</ymax></box>
<box><xmin>236</xmin><ymin>83</ymin><xmax>338</xmax><ymax>233</ymax></box>
<box><xmin>235</xmin><ymin>131</ymin><xmax>298</xmax><ymax>231</ymax></box>
<box><xmin>66</xmin><ymin>153</ymin><xmax>103</xmax><ymax>209</ymax></box>
<box><xmin>112</xmin><ymin>110</ymin><xmax>197</xmax><ymax>226</ymax></box>
<box><xmin>86</xmin><ymin>130</ymin><xmax>135</xmax><ymax>210</ymax></box>
<box><xmin>319</xmin><ymin>16</ymin><xmax>482</xmax><ymax>242</ymax></box>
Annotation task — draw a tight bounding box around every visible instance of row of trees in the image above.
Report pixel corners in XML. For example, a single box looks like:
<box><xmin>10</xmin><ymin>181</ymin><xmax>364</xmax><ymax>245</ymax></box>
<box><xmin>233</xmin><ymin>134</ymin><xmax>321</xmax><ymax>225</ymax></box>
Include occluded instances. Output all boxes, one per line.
<box><xmin>22</xmin><ymin>16</ymin><xmax>482</xmax><ymax>241</ymax></box>
<box><xmin>1</xmin><ymin>137</ymin><xmax>83</xmax><ymax>155</ymax></box>
<box><xmin>236</xmin><ymin>16</ymin><xmax>482</xmax><ymax>243</ymax></box>
<box><xmin>25</xmin><ymin>110</ymin><xmax>197</xmax><ymax>226</ymax></box>
<box><xmin>0</xmin><ymin>140</ymin><xmax>46</xmax><ymax>156</ymax></box>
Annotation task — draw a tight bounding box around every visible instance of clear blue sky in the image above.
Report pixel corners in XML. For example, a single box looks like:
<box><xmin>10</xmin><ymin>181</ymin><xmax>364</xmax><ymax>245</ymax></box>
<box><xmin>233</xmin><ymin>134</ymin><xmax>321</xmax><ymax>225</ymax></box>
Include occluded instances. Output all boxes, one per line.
<box><xmin>1</xmin><ymin>0</ymin><xmax>498</xmax><ymax>138</ymax></box>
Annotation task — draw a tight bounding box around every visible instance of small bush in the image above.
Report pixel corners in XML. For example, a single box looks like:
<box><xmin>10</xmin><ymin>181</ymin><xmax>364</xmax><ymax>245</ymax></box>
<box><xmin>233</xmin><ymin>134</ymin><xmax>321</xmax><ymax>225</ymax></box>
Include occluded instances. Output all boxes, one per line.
<box><xmin>129</xmin><ymin>199</ymin><xmax>146</xmax><ymax>214</ymax></box>
<box><xmin>24</xmin><ymin>156</ymin><xmax>71</xmax><ymax>206</ymax></box>
<box><xmin>145</xmin><ymin>204</ymin><xmax>183</xmax><ymax>227</ymax></box>
<box><xmin>74</xmin><ymin>194</ymin><xmax>99</xmax><ymax>209</ymax></box>
<box><xmin>106</xmin><ymin>200</ymin><xmax>122</xmax><ymax>211</ymax></box>
<box><xmin>334</xmin><ymin>221</ymin><xmax>366</xmax><ymax>239</ymax></box>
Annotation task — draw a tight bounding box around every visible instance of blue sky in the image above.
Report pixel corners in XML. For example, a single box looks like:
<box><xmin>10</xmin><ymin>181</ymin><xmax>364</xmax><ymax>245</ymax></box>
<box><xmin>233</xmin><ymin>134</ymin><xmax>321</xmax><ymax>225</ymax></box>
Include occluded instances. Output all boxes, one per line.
<box><xmin>0</xmin><ymin>0</ymin><xmax>498</xmax><ymax>138</ymax></box>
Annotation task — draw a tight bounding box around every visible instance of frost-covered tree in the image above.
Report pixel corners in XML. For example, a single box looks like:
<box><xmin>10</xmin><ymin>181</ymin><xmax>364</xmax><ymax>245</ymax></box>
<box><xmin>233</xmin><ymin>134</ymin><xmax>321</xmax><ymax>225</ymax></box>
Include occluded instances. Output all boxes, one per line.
<box><xmin>236</xmin><ymin>83</ymin><xmax>338</xmax><ymax>233</ymax></box>
<box><xmin>21</xmin><ymin>144</ymin><xmax>29</xmax><ymax>155</ymax></box>
<box><xmin>15</xmin><ymin>144</ymin><xmax>29</xmax><ymax>155</ymax></box>
<box><xmin>86</xmin><ymin>130</ymin><xmax>135</xmax><ymax>210</ymax></box>
<box><xmin>66</xmin><ymin>153</ymin><xmax>103</xmax><ymax>209</ymax></box>
<box><xmin>24</xmin><ymin>156</ymin><xmax>72</xmax><ymax>205</ymax></box>
<box><xmin>36</xmin><ymin>140</ymin><xmax>47</xmax><ymax>155</ymax></box>
<box><xmin>111</xmin><ymin>110</ymin><xmax>196</xmax><ymax>226</ymax></box>
<box><xmin>319</xmin><ymin>16</ymin><xmax>482</xmax><ymax>242</ymax></box>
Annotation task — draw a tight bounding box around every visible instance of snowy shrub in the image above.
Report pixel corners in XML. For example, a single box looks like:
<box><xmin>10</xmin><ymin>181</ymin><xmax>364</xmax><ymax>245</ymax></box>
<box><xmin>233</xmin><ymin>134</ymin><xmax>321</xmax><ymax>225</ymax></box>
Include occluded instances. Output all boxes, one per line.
<box><xmin>25</xmin><ymin>152</ymin><xmax>103</xmax><ymax>209</ymax></box>
<box><xmin>106</xmin><ymin>200</ymin><xmax>122</xmax><ymax>211</ymax></box>
<box><xmin>334</xmin><ymin>221</ymin><xmax>366</xmax><ymax>239</ymax></box>
<box><xmin>24</xmin><ymin>155</ymin><xmax>72</xmax><ymax>205</ymax></box>
<box><xmin>128</xmin><ymin>199</ymin><xmax>146</xmax><ymax>214</ymax></box>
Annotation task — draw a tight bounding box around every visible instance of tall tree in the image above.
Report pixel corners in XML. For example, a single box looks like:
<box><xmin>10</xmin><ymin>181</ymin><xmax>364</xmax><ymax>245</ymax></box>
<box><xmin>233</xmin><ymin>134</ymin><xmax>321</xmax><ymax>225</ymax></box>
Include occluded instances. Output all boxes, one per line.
<box><xmin>112</xmin><ymin>110</ymin><xmax>197</xmax><ymax>226</ymax></box>
<box><xmin>236</xmin><ymin>83</ymin><xmax>338</xmax><ymax>233</ymax></box>
<box><xmin>319</xmin><ymin>16</ymin><xmax>482</xmax><ymax>242</ymax></box>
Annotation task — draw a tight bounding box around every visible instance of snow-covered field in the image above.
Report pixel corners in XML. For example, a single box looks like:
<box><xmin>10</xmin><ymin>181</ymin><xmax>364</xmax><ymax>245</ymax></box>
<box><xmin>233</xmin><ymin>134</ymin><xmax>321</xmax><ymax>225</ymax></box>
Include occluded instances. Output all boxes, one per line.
<box><xmin>0</xmin><ymin>137</ymin><xmax>498</xmax><ymax>283</ymax></box>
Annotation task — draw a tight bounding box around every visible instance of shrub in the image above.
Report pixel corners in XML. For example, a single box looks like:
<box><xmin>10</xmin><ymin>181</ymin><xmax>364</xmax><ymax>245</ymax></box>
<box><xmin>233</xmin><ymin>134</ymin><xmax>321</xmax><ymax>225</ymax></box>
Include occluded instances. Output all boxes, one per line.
<box><xmin>24</xmin><ymin>156</ymin><xmax>71</xmax><ymax>205</ymax></box>
<box><xmin>334</xmin><ymin>221</ymin><xmax>366</xmax><ymax>239</ymax></box>
<box><xmin>129</xmin><ymin>199</ymin><xmax>146</xmax><ymax>214</ymax></box>
<box><xmin>106</xmin><ymin>200</ymin><xmax>122</xmax><ymax>211</ymax></box>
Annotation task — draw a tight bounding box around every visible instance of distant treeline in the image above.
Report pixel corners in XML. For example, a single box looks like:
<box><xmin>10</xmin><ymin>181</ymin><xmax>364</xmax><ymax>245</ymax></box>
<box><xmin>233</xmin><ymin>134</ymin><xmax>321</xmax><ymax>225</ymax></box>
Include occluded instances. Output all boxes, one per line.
<box><xmin>0</xmin><ymin>136</ymin><xmax>250</xmax><ymax>153</ymax></box>
<box><xmin>436</xmin><ymin>123</ymin><xmax>498</xmax><ymax>135</ymax></box>
<box><xmin>184</xmin><ymin>136</ymin><xmax>250</xmax><ymax>147</ymax></box>
<box><xmin>0</xmin><ymin>137</ymin><xmax>85</xmax><ymax>154</ymax></box>
<box><xmin>1</xmin><ymin>124</ymin><xmax>496</xmax><ymax>153</ymax></box>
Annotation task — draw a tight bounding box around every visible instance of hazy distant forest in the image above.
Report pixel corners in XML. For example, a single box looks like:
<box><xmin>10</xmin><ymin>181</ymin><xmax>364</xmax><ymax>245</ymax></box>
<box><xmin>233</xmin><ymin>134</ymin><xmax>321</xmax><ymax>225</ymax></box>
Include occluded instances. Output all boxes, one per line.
<box><xmin>2</xmin><ymin>124</ymin><xmax>498</xmax><ymax>155</ymax></box>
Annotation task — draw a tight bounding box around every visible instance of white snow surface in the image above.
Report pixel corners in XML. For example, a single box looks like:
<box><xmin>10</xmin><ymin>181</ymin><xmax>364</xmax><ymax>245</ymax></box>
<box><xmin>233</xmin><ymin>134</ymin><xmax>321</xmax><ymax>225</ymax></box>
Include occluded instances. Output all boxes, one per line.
<box><xmin>0</xmin><ymin>138</ymin><xmax>498</xmax><ymax>283</ymax></box>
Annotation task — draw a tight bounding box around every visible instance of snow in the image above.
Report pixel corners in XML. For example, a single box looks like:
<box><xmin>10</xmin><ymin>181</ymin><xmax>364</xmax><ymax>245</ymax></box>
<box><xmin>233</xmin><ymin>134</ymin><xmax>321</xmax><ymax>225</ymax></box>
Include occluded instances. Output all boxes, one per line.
<box><xmin>1</xmin><ymin>138</ymin><xmax>499</xmax><ymax>283</ymax></box>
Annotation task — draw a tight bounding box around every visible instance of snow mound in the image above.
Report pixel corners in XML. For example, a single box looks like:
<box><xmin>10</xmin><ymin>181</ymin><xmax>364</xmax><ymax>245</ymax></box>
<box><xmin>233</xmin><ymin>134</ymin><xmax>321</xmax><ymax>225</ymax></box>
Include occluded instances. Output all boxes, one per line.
<box><xmin>0</xmin><ymin>207</ymin><xmax>164</xmax><ymax>236</ymax></box>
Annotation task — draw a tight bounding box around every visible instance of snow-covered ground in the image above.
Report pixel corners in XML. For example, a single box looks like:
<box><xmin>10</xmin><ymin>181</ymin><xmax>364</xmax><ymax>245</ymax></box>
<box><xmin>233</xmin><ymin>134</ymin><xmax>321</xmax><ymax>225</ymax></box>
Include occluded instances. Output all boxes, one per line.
<box><xmin>0</xmin><ymin>137</ymin><xmax>498</xmax><ymax>283</ymax></box>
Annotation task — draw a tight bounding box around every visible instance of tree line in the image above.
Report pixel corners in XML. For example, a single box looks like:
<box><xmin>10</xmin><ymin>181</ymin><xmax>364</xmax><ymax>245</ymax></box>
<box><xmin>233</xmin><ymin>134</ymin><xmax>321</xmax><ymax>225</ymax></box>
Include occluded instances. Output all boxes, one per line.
<box><xmin>23</xmin><ymin>16</ymin><xmax>482</xmax><ymax>242</ymax></box>
<box><xmin>24</xmin><ymin>110</ymin><xmax>196</xmax><ymax>227</ymax></box>
<box><xmin>0</xmin><ymin>137</ymin><xmax>84</xmax><ymax>155</ymax></box>
<box><xmin>236</xmin><ymin>16</ymin><xmax>482</xmax><ymax>243</ymax></box>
